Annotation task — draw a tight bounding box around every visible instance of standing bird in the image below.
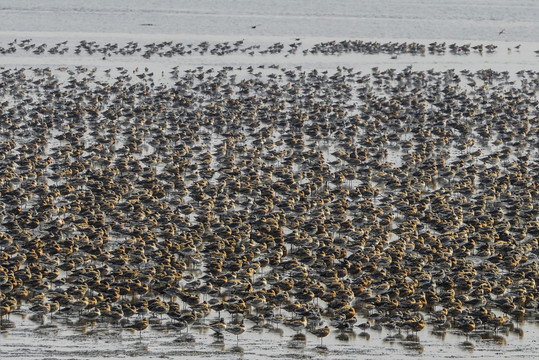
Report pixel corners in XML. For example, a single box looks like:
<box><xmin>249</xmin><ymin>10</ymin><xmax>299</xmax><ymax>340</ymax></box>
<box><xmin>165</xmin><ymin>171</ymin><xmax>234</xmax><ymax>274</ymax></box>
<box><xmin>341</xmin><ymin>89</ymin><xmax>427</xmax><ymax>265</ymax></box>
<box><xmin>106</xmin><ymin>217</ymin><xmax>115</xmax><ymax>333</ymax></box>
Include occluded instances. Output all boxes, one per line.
<box><xmin>210</xmin><ymin>317</ymin><xmax>227</xmax><ymax>336</ymax></box>
<box><xmin>1</xmin><ymin>303</ymin><xmax>11</xmax><ymax>326</ymax></box>
<box><xmin>225</xmin><ymin>320</ymin><xmax>245</xmax><ymax>345</ymax></box>
<box><xmin>132</xmin><ymin>318</ymin><xmax>149</xmax><ymax>338</ymax></box>
<box><xmin>310</xmin><ymin>325</ymin><xmax>330</xmax><ymax>346</ymax></box>
<box><xmin>457</xmin><ymin>317</ymin><xmax>475</xmax><ymax>341</ymax></box>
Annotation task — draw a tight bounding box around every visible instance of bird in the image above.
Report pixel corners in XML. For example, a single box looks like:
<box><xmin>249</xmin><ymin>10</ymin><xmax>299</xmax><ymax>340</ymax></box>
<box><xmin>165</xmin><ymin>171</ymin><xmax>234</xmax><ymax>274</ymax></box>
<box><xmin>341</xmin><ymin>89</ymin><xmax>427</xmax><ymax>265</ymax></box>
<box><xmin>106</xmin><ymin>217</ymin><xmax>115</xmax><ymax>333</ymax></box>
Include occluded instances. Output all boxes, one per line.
<box><xmin>498</xmin><ymin>29</ymin><xmax>505</xmax><ymax>35</ymax></box>
<box><xmin>131</xmin><ymin>318</ymin><xmax>149</xmax><ymax>338</ymax></box>
<box><xmin>1</xmin><ymin>303</ymin><xmax>11</xmax><ymax>326</ymax></box>
<box><xmin>210</xmin><ymin>317</ymin><xmax>227</xmax><ymax>335</ymax></box>
<box><xmin>310</xmin><ymin>325</ymin><xmax>330</xmax><ymax>346</ymax></box>
<box><xmin>456</xmin><ymin>317</ymin><xmax>475</xmax><ymax>340</ymax></box>
<box><xmin>225</xmin><ymin>320</ymin><xmax>245</xmax><ymax>345</ymax></box>
<box><xmin>284</xmin><ymin>316</ymin><xmax>307</xmax><ymax>333</ymax></box>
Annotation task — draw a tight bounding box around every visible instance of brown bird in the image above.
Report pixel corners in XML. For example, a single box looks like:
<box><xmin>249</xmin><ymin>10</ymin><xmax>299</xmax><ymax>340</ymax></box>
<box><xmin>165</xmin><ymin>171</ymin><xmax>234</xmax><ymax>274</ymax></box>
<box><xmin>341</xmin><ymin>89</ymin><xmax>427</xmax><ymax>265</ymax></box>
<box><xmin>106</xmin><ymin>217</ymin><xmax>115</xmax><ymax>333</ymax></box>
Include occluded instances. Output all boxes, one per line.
<box><xmin>131</xmin><ymin>318</ymin><xmax>149</xmax><ymax>338</ymax></box>
<box><xmin>457</xmin><ymin>317</ymin><xmax>475</xmax><ymax>340</ymax></box>
<box><xmin>225</xmin><ymin>320</ymin><xmax>245</xmax><ymax>345</ymax></box>
<box><xmin>310</xmin><ymin>325</ymin><xmax>330</xmax><ymax>346</ymax></box>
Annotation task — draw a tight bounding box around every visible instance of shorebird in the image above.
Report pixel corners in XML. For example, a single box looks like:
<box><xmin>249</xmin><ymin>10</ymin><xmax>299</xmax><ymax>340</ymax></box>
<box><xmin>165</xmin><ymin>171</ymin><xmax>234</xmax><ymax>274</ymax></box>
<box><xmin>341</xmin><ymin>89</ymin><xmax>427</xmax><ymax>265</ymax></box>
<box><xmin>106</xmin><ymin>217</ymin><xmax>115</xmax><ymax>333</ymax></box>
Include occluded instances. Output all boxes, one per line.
<box><xmin>1</xmin><ymin>302</ymin><xmax>11</xmax><ymax>326</ymax></box>
<box><xmin>456</xmin><ymin>316</ymin><xmax>475</xmax><ymax>340</ymax></box>
<box><xmin>225</xmin><ymin>320</ymin><xmax>245</xmax><ymax>345</ymax></box>
<box><xmin>210</xmin><ymin>317</ymin><xmax>227</xmax><ymax>335</ymax></box>
<box><xmin>310</xmin><ymin>325</ymin><xmax>330</xmax><ymax>346</ymax></box>
<box><xmin>81</xmin><ymin>309</ymin><xmax>101</xmax><ymax>324</ymax></box>
<box><xmin>131</xmin><ymin>318</ymin><xmax>149</xmax><ymax>338</ymax></box>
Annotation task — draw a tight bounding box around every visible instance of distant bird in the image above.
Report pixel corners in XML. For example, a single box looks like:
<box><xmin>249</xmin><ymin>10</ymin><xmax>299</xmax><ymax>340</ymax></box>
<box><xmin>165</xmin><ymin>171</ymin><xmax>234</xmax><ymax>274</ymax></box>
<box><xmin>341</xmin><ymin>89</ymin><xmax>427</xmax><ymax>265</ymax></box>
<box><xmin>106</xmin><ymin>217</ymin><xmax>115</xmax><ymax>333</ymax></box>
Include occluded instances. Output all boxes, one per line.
<box><xmin>498</xmin><ymin>29</ymin><xmax>505</xmax><ymax>35</ymax></box>
<box><xmin>251</xmin><ymin>24</ymin><xmax>261</xmax><ymax>29</ymax></box>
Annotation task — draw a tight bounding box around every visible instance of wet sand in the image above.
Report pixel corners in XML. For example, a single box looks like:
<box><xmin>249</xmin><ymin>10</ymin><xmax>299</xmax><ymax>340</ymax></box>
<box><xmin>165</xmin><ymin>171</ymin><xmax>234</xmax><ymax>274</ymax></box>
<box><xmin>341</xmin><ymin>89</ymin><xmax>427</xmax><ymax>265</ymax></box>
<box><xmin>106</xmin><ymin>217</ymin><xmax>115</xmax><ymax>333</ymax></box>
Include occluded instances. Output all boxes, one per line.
<box><xmin>0</xmin><ymin>1</ymin><xmax>538</xmax><ymax>359</ymax></box>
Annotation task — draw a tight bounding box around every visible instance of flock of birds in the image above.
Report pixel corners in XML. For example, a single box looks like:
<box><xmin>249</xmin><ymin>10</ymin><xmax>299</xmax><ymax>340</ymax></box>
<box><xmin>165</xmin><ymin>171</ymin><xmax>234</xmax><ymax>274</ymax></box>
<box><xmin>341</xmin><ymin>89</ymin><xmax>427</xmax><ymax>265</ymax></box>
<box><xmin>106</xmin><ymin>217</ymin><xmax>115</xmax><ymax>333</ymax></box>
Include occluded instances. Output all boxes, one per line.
<box><xmin>0</xmin><ymin>37</ymin><xmax>521</xmax><ymax>60</ymax></box>
<box><xmin>0</xmin><ymin>39</ymin><xmax>538</xmax><ymax>354</ymax></box>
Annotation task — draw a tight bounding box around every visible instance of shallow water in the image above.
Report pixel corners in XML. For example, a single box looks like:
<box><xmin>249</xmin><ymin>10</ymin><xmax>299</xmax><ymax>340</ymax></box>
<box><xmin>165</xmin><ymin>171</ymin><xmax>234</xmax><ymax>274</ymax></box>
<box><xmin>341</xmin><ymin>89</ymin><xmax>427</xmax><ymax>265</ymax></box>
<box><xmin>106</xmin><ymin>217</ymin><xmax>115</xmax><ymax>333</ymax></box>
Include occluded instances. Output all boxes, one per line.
<box><xmin>0</xmin><ymin>1</ymin><xmax>538</xmax><ymax>359</ymax></box>
<box><xmin>3</xmin><ymin>310</ymin><xmax>539</xmax><ymax>360</ymax></box>
<box><xmin>1</xmin><ymin>0</ymin><xmax>538</xmax><ymax>41</ymax></box>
